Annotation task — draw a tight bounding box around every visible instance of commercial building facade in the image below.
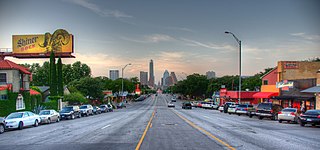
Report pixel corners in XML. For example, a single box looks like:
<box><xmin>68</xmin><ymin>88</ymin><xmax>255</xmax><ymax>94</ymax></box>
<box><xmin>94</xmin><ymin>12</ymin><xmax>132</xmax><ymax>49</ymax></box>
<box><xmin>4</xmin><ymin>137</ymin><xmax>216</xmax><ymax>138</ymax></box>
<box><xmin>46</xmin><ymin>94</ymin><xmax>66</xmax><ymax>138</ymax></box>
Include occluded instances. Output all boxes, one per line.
<box><xmin>140</xmin><ymin>71</ymin><xmax>148</xmax><ymax>86</ymax></box>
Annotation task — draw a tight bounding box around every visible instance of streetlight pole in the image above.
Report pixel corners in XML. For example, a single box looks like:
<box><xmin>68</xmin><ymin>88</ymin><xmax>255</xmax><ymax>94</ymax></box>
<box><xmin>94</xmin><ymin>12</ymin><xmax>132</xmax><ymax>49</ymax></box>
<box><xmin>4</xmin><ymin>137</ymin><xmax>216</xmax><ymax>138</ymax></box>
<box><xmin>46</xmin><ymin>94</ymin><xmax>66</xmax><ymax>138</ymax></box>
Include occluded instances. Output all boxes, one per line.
<box><xmin>225</xmin><ymin>31</ymin><xmax>241</xmax><ymax>104</ymax></box>
<box><xmin>121</xmin><ymin>63</ymin><xmax>131</xmax><ymax>101</ymax></box>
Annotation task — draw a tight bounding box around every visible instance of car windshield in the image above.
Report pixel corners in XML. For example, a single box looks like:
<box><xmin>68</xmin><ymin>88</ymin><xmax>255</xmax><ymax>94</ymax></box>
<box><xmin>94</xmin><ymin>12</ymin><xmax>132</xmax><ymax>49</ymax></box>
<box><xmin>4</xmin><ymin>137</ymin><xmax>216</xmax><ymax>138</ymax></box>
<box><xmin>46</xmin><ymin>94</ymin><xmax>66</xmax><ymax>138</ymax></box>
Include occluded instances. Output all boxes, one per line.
<box><xmin>100</xmin><ymin>105</ymin><xmax>106</xmax><ymax>108</ymax></box>
<box><xmin>80</xmin><ymin>106</ymin><xmax>87</xmax><ymax>109</ymax></box>
<box><xmin>61</xmin><ymin>107</ymin><xmax>73</xmax><ymax>112</ymax></box>
<box><xmin>282</xmin><ymin>108</ymin><xmax>296</xmax><ymax>112</ymax></box>
<box><xmin>305</xmin><ymin>110</ymin><xmax>320</xmax><ymax>115</ymax></box>
<box><xmin>237</xmin><ymin>105</ymin><xmax>248</xmax><ymax>108</ymax></box>
<box><xmin>6</xmin><ymin>113</ymin><xmax>23</xmax><ymax>119</ymax></box>
<box><xmin>258</xmin><ymin>103</ymin><xmax>272</xmax><ymax>109</ymax></box>
<box><xmin>39</xmin><ymin>111</ymin><xmax>51</xmax><ymax>115</ymax></box>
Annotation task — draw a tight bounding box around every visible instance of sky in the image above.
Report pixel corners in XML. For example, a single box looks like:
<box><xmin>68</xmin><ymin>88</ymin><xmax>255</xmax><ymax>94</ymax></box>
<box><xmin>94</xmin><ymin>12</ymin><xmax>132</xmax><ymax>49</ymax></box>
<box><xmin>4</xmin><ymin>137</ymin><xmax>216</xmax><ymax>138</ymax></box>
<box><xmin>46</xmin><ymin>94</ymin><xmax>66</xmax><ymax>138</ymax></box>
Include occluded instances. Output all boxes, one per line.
<box><xmin>0</xmin><ymin>0</ymin><xmax>319</xmax><ymax>83</ymax></box>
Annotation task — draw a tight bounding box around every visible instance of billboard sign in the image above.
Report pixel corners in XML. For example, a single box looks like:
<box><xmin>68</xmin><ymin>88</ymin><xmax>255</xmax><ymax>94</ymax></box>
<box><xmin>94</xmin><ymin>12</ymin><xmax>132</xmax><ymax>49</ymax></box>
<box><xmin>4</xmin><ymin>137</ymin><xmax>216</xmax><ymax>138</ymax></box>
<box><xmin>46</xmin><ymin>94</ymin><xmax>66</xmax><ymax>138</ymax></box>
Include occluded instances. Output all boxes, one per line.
<box><xmin>12</xmin><ymin>29</ymin><xmax>74</xmax><ymax>58</ymax></box>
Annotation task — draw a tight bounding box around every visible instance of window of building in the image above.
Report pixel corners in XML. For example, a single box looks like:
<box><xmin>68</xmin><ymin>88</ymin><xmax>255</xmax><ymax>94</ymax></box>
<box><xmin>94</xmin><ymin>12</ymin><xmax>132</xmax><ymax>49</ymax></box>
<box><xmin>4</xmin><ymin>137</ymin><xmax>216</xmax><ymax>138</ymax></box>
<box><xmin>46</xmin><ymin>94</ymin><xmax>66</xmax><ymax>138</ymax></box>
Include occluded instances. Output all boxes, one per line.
<box><xmin>0</xmin><ymin>95</ymin><xmax>7</xmax><ymax>100</ymax></box>
<box><xmin>16</xmin><ymin>94</ymin><xmax>25</xmax><ymax>110</ymax></box>
<box><xmin>0</xmin><ymin>73</ymin><xmax>7</xmax><ymax>84</ymax></box>
<box><xmin>263</xmin><ymin>80</ymin><xmax>268</xmax><ymax>85</ymax></box>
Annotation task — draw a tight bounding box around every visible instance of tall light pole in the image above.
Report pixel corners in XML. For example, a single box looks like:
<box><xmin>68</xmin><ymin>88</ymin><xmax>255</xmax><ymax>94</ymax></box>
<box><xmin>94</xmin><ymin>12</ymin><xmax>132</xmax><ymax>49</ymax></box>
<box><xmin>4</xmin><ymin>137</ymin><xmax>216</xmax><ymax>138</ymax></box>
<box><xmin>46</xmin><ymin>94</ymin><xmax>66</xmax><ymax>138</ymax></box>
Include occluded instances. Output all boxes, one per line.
<box><xmin>121</xmin><ymin>63</ymin><xmax>131</xmax><ymax>99</ymax></box>
<box><xmin>225</xmin><ymin>31</ymin><xmax>241</xmax><ymax>104</ymax></box>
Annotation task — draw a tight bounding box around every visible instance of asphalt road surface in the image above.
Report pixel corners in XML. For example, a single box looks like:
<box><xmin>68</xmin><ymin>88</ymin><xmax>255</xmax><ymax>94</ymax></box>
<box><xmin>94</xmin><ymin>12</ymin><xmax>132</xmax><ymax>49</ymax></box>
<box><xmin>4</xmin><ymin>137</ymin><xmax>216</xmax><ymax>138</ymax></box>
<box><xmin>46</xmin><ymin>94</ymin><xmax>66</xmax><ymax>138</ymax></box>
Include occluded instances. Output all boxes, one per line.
<box><xmin>0</xmin><ymin>94</ymin><xmax>319</xmax><ymax>150</ymax></box>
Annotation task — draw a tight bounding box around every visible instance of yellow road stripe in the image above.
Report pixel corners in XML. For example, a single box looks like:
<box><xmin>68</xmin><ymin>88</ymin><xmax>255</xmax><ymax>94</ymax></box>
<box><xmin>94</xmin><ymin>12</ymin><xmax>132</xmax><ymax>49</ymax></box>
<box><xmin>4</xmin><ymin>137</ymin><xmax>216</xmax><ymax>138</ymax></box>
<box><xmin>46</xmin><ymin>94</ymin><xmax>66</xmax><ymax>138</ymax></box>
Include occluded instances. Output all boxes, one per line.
<box><xmin>135</xmin><ymin>96</ymin><xmax>157</xmax><ymax>150</ymax></box>
<box><xmin>173</xmin><ymin>111</ymin><xmax>236</xmax><ymax>150</ymax></box>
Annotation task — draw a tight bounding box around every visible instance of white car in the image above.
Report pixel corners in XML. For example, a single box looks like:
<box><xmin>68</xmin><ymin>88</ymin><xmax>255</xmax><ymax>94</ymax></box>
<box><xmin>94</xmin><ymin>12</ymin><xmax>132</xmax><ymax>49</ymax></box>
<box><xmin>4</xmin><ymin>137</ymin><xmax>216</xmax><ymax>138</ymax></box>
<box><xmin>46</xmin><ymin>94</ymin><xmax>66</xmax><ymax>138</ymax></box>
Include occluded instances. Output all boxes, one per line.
<box><xmin>168</xmin><ymin>102</ymin><xmax>175</xmax><ymax>107</ymax></box>
<box><xmin>171</xmin><ymin>97</ymin><xmax>177</xmax><ymax>102</ymax></box>
<box><xmin>227</xmin><ymin>104</ymin><xmax>239</xmax><ymax>114</ymax></box>
<box><xmin>5</xmin><ymin>111</ymin><xmax>41</xmax><ymax>130</ymax></box>
<box><xmin>218</xmin><ymin>106</ymin><xmax>224</xmax><ymax>112</ymax></box>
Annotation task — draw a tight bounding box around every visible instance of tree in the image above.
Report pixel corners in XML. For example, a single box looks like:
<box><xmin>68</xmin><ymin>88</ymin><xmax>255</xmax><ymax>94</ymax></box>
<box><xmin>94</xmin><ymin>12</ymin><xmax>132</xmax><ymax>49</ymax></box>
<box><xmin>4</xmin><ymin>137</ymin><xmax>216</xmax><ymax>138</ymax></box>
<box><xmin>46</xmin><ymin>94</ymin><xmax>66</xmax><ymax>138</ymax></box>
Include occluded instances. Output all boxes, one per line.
<box><xmin>68</xmin><ymin>77</ymin><xmax>104</xmax><ymax>100</ymax></box>
<box><xmin>57</xmin><ymin>57</ymin><xmax>63</xmax><ymax>96</ymax></box>
<box><xmin>50</xmin><ymin>51</ymin><xmax>57</xmax><ymax>96</ymax></box>
<box><xmin>63</xmin><ymin>92</ymin><xmax>88</xmax><ymax>105</ymax></box>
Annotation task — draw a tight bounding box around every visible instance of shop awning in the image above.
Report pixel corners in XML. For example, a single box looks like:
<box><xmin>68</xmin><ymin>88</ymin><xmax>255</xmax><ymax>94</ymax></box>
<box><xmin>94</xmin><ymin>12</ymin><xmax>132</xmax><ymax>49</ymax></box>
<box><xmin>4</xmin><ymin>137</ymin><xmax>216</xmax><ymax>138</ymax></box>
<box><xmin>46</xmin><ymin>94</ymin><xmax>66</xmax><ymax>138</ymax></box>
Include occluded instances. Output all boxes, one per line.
<box><xmin>271</xmin><ymin>95</ymin><xmax>314</xmax><ymax>101</ymax></box>
<box><xmin>301</xmin><ymin>86</ymin><xmax>320</xmax><ymax>93</ymax></box>
<box><xmin>253</xmin><ymin>92</ymin><xmax>278</xmax><ymax>98</ymax></box>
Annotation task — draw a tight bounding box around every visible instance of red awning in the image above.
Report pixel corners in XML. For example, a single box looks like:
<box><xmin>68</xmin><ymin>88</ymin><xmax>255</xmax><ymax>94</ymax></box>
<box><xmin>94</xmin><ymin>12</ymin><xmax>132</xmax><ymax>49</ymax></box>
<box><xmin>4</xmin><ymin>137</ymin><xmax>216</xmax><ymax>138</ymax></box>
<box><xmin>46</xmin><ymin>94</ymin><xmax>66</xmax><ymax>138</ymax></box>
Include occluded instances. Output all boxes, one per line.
<box><xmin>30</xmin><ymin>89</ymin><xmax>41</xmax><ymax>95</ymax></box>
<box><xmin>253</xmin><ymin>92</ymin><xmax>278</xmax><ymax>98</ymax></box>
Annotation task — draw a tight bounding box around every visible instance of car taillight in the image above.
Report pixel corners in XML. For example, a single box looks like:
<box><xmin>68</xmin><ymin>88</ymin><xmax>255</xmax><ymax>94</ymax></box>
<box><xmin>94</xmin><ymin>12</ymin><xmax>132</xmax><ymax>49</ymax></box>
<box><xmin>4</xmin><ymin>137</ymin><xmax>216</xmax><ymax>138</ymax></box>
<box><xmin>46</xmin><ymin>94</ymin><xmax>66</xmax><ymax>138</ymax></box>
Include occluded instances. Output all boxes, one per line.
<box><xmin>270</xmin><ymin>110</ymin><xmax>274</xmax><ymax>113</ymax></box>
<box><xmin>317</xmin><ymin>115</ymin><xmax>320</xmax><ymax>119</ymax></box>
<box><xmin>236</xmin><ymin>108</ymin><xmax>240</xmax><ymax>110</ymax></box>
<box><xmin>278</xmin><ymin>111</ymin><xmax>282</xmax><ymax>114</ymax></box>
<box><xmin>244</xmin><ymin>108</ymin><xmax>248</xmax><ymax>111</ymax></box>
<box><xmin>300</xmin><ymin>114</ymin><xmax>304</xmax><ymax>117</ymax></box>
<box><xmin>290</xmin><ymin>112</ymin><xmax>295</xmax><ymax>116</ymax></box>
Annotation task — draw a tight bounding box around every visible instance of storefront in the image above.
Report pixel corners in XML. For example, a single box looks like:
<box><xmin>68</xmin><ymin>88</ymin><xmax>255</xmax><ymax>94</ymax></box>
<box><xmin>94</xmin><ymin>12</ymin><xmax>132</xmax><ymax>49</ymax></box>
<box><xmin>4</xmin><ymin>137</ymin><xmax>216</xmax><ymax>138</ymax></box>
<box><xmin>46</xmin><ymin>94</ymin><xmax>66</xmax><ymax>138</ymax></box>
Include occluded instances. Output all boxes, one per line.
<box><xmin>219</xmin><ymin>88</ymin><xmax>259</xmax><ymax>105</ymax></box>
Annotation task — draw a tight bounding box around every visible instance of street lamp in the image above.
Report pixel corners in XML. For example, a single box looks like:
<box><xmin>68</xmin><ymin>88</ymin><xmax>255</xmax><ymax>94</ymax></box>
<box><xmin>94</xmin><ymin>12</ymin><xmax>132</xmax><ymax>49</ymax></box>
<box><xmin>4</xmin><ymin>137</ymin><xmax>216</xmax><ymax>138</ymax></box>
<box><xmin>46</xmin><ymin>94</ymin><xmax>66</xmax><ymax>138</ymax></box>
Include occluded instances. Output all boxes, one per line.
<box><xmin>121</xmin><ymin>63</ymin><xmax>131</xmax><ymax>100</ymax></box>
<box><xmin>225</xmin><ymin>31</ymin><xmax>242</xmax><ymax>104</ymax></box>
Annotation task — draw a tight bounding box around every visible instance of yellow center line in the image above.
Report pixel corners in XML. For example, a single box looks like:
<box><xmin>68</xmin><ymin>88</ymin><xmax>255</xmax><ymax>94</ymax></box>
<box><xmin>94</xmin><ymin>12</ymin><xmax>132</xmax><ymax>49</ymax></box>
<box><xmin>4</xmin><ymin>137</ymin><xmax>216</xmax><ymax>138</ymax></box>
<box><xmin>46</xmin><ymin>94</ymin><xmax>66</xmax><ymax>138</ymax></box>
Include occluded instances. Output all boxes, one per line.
<box><xmin>135</xmin><ymin>95</ymin><xmax>157</xmax><ymax>150</ymax></box>
<box><xmin>172</xmin><ymin>110</ymin><xmax>236</xmax><ymax>150</ymax></box>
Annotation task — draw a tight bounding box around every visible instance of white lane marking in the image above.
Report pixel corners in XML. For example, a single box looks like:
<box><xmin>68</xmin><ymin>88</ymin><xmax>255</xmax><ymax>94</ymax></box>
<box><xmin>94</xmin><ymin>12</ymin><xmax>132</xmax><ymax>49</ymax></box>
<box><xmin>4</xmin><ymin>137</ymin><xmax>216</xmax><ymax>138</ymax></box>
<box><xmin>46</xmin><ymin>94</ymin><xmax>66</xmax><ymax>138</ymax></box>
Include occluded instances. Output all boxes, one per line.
<box><xmin>203</xmin><ymin>116</ymin><xmax>210</xmax><ymax>119</ymax></box>
<box><xmin>101</xmin><ymin>124</ymin><xmax>111</xmax><ymax>129</ymax></box>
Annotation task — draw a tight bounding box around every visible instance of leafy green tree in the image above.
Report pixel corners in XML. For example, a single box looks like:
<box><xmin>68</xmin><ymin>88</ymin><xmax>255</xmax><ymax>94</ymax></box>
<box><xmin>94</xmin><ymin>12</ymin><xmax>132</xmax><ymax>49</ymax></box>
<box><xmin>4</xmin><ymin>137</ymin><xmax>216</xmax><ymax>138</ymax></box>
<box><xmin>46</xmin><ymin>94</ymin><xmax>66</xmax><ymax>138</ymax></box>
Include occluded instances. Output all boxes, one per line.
<box><xmin>68</xmin><ymin>77</ymin><xmax>104</xmax><ymax>100</ymax></box>
<box><xmin>63</xmin><ymin>92</ymin><xmax>88</xmax><ymax>105</ymax></box>
<box><xmin>57</xmin><ymin>57</ymin><xmax>63</xmax><ymax>96</ymax></box>
<box><xmin>50</xmin><ymin>51</ymin><xmax>57</xmax><ymax>96</ymax></box>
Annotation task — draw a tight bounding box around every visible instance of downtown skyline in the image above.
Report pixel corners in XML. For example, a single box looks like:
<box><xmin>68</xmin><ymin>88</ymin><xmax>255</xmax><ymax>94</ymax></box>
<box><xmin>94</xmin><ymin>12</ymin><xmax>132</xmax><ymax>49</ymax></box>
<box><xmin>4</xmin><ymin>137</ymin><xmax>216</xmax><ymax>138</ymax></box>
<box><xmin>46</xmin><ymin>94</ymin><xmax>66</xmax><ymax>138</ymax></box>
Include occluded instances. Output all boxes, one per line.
<box><xmin>0</xmin><ymin>0</ymin><xmax>319</xmax><ymax>83</ymax></box>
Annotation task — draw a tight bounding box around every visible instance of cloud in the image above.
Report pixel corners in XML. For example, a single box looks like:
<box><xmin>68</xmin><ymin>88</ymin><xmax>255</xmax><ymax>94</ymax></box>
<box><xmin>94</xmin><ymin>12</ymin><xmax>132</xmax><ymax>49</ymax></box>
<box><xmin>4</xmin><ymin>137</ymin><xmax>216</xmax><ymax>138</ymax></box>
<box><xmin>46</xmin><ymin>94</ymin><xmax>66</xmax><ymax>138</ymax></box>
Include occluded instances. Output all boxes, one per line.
<box><xmin>122</xmin><ymin>34</ymin><xmax>175</xmax><ymax>43</ymax></box>
<box><xmin>166</xmin><ymin>27</ymin><xmax>195</xmax><ymax>33</ymax></box>
<box><xmin>67</xmin><ymin>0</ymin><xmax>132</xmax><ymax>18</ymax></box>
<box><xmin>290</xmin><ymin>32</ymin><xmax>320</xmax><ymax>41</ymax></box>
<box><xmin>181</xmin><ymin>38</ymin><xmax>235</xmax><ymax>51</ymax></box>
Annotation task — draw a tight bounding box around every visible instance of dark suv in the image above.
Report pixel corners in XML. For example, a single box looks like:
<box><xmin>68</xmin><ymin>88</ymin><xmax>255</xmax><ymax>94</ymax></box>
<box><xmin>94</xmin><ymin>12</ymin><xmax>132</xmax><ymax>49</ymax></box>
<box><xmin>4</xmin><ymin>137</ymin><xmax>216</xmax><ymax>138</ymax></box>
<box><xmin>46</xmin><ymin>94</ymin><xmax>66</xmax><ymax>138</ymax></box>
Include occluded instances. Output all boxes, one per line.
<box><xmin>59</xmin><ymin>106</ymin><xmax>81</xmax><ymax>120</ymax></box>
<box><xmin>182</xmin><ymin>102</ymin><xmax>192</xmax><ymax>109</ymax></box>
<box><xmin>255</xmin><ymin>103</ymin><xmax>283</xmax><ymax>120</ymax></box>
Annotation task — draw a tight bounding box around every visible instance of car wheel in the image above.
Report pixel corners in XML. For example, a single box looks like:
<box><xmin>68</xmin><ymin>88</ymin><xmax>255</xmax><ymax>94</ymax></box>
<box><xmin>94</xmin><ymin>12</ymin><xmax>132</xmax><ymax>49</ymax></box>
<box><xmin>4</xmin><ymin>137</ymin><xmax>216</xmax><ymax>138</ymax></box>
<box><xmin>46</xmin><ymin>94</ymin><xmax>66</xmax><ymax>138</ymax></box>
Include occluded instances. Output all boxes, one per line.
<box><xmin>57</xmin><ymin>117</ymin><xmax>60</xmax><ymax>122</ymax></box>
<box><xmin>71</xmin><ymin>114</ymin><xmax>75</xmax><ymax>120</ymax></box>
<box><xmin>48</xmin><ymin>118</ymin><xmax>51</xmax><ymax>124</ymax></box>
<box><xmin>278</xmin><ymin>120</ymin><xmax>282</xmax><ymax>123</ymax></box>
<box><xmin>259</xmin><ymin>116</ymin><xmax>263</xmax><ymax>120</ymax></box>
<box><xmin>34</xmin><ymin>120</ymin><xmax>39</xmax><ymax>127</ymax></box>
<box><xmin>0</xmin><ymin>124</ymin><xmax>4</xmax><ymax>134</ymax></box>
<box><xmin>18</xmin><ymin>122</ymin><xmax>23</xmax><ymax>130</ymax></box>
<box><xmin>238</xmin><ymin>114</ymin><xmax>241</xmax><ymax>116</ymax></box>
<box><xmin>274</xmin><ymin>115</ymin><xmax>278</xmax><ymax>121</ymax></box>
<box><xmin>312</xmin><ymin>124</ymin><xmax>316</xmax><ymax>127</ymax></box>
<box><xmin>229</xmin><ymin>113</ymin><xmax>231</xmax><ymax>115</ymax></box>
<box><xmin>78</xmin><ymin>114</ymin><xmax>81</xmax><ymax>118</ymax></box>
<box><xmin>299</xmin><ymin>121</ymin><xmax>305</xmax><ymax>127</ymax></box>
<box><xmin>288</xmin><ymin>120</ymin><xmax>291</xmax><ymax>124</ymax></box>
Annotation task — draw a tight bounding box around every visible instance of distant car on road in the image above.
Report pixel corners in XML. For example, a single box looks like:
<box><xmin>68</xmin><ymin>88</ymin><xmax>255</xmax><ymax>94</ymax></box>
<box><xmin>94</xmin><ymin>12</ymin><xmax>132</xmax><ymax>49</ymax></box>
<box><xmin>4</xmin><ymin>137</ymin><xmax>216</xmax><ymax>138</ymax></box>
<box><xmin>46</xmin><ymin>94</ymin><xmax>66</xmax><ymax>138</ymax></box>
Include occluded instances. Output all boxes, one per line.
<box><xmin>0</xmin><ymin>117</ymin><xmax>5</xmax><ymax>134</ymax></box>
<box><xmin>171</xmin><ymin>97</ymin><xmax>176</xmax><ymax>102</ymax></box>
<box><xmin>100</xmin><ymin>104</ymin><xmax>108</xmax><ymax>113</ymax></box>
<box><xmin>5</xmin><ymin>111</ymin><xmax>41</xmax><ymax>130</ymax></box>
<box><xmin>182</xmin><ymin>102</ymin><xmax>192</xmax><ymax>109</ymax></box>
<box><xmin>235</xmin><ymin>104</ymin><xmax>254</xmax><ymax>116</ymax></box>
<box><xmin>298</xmin><ymin>109</ymin><xmax>320</xmax><ymax>127</ymax></box>
<box><xmin>80</xmin><ymin>105</ymin><xmax>94</xmax><ymax>116</ymax></box>
<box><xmin>255</xmin><ymin>103</ymin><xmax>283</xmax><ymax>120</ymax></box>
<box><xmin>39</xmin><ymin>109</ymin><xmax>60</xmax><ymax>124</ymax></box>
<box><xmin>60</xmin><ymin>106</ymin><xmax>81</xmax><ymax>120</ymax></box>
<box><xmin>278</xmin><ymin>108</ymin><xmax>300</xmax><ymax>123</ymax></box>
<box><xmin>92</xmin><ymin>106</ymin><xmax>102</xmax><ymax>114</ymax></box>
<box><xmin>168</xmin><ymin>102</ymin><xmax>175</xmax><ymax>107</ymax></box>
<box><xmin>107</xmin><ymin>104</ymin><xmax>114</xmax><ymax>112</ymax></box>
<box><xmin>227</xmin><ymin>104</ymin><xmax>238</xmax><ymax>115</ymax></box>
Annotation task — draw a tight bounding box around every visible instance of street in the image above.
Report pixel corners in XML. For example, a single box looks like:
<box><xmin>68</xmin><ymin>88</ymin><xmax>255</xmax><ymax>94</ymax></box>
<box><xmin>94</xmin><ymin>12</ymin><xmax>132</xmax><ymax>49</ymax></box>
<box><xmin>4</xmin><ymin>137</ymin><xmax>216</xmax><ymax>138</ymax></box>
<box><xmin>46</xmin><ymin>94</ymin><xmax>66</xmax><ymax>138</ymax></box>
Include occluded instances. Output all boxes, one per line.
<box><xmin>0</xmin><ymin>94</ymin><xmax>320</xmax><ymax>150</ymax></box>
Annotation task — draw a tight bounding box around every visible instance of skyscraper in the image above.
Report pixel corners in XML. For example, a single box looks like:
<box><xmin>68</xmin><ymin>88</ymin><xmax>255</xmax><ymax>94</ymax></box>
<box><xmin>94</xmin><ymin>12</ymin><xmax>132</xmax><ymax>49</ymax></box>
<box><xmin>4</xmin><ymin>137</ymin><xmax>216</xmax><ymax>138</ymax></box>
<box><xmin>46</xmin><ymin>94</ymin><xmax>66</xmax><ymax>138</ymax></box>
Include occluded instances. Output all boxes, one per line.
<box><xmin>149</xmin><ymin>59</ymin><xmax>154</xmax><ymax>87</ymax></box>
<box><xmin>140</xmin><ymin>71</ymin><xmax>148</xmax><ymax>86</ymax></box>
<box><xmin>163</xmin><ymin>70</ymin><xmax>169</xmax><ymax>86</ymax></box>
<box><xmin>170</xmin><ymin>72</ymin><xmax>178</xmax><ymax>84</ymax></box>
<box><xmin>206</xmin><ymin>71</ymin><xmax>216</xmax><ymax>79</ymax></box>
<box><xmin>109</xmin><ymin>70</ymin><xmax>119</xmax><ymax>80</ymax></box>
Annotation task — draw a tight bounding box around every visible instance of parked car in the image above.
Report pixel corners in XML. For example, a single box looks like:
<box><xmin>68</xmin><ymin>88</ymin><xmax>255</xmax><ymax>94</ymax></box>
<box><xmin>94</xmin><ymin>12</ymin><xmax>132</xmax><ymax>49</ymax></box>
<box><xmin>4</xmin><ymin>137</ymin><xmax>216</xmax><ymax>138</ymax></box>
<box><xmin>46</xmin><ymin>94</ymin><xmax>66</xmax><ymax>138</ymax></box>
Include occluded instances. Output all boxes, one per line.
<box><xmin>278</xmin><ymin>108</ymin><xmax>300</xmax><ymax>123</ymax></box>
<box><xmin>227</xmin><ymin>104</ymin><xmax>239</xmax><ymax>115</ymax></box>
<box><xmin>190</xmin><ymin>101</ymin><xmax>198</xmax><ymax>107</ymax></box>
<box><xmin>223</xmin><ymin>102</ymin><xmax>236</xmax><ymax>113</ymax></box>
<box><xmin>171</xmin><ymin>97</ymin><xmax>177</xmax><ymax>102</ymax></box>
<box><xmin>298</xmin><ymin>109</ymin><xmax>320</xmax><ymax>127</ymax></box>
<box><xmin>255</xmin><ymin>103</ymin><xmax>283</xmax><ymax>120</ymax></box>
<box><xmin>80</xmin><ymin>105</ymin><xmax>94</xmax><ymax>116</ymax></box>
<box><xmin>0</xmin><ymin>117</ymin><xmax>5</xmax><ymax>134</ymax></box>
<box><xmin>39</xmin><ymin>109</ymin><xmax>60</xmax><ymax>124</ymax></box>
<box><xmin>197</xmin><ymin>101</ymin><xmax>204</xmax><ymax>108</ymax></box>
<box><xmin>202</xmin><ymin>102</ymin><xmax>218</xmax><ymax>109</ymax></box>
<box><xmin>100</xmin><ymin>104</ymin><xmax>108</xmax><ymax>113</ymax></box>
<box><xmin>182</xmin><ymin>102</ymin><xmax>192</xmax><ymax>109</ymax></box>
<box><xmin>5</xmin><ymin>111</ymin><xmax>41</xmax><ymax>130</ymax></box>
<box><xmin>218</xmin><ymin>105</ymin><xmax>224</xmax><ymax>112</ymax></box>
<box><xmin>92</xmin><ymin>106</ymin><xmax>102</xmax><ymax>114</ymax></box>
<box><xmin>168</xmin><ymin>102</ymin><xmax>175</xmax><ymax>107</ymax></box>
<box><xmin>235</xmin><ymin>104</ymin><xmax>254</xmax><ymax>116</ymax></box>
<box><xmin>60</xmin><ymin>106</ymin><xmax>81</xmax><ymax>120</ymax></box>
<box><xmin>117</xmin><ymin>102</ymin><xmax>126</xmax><ymax>109</ymax></box>
<box><xmin>247</xmin><ymin>104</ymin><xmax>258</xmax><ymax>118</ymax></box>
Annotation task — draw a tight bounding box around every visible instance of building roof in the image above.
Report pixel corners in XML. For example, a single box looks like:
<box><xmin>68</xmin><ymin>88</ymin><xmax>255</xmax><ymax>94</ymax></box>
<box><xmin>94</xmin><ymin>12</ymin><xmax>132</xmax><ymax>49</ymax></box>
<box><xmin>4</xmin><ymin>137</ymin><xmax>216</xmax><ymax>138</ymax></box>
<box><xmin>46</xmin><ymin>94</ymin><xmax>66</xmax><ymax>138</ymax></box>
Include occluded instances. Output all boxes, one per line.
<box><xmin>30</xmin><ymin>89</ymin><xmax>41</xmax><ymax>95</ymax></box>
<box><xmin>260</xmin><ymin>67</ymin><xmax>277</xmax><ymax>79</ymax></box>
<box><xmin>301</xmin><ymin>86</ymin><xmax>320</xmax><ymax>93</ymax></box>
<box><xmin>0</xmin><ymin>59</ymin><xmax>31</xmax><ymax>75</ymax></box>
<box><xmin>37</xmin><ymin>86</ymin><xmax>50</xmax><ymax>92</ymax></box>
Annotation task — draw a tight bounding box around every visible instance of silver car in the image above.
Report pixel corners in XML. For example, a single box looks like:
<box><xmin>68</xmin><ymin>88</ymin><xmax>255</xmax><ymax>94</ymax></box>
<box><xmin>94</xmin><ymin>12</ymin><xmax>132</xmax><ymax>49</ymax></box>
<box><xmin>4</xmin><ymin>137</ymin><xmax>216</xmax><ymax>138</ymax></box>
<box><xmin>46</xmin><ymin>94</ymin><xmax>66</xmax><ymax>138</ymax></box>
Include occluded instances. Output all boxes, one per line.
<box><xmin>278</xmin><ymin>108</ymin><xmax>300</xmax><ymax>123</ymax></box>
<box><xmin>39</xmin><ymin>110</ymin><xmax>60</xmax><ymax>124</ymax></box>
